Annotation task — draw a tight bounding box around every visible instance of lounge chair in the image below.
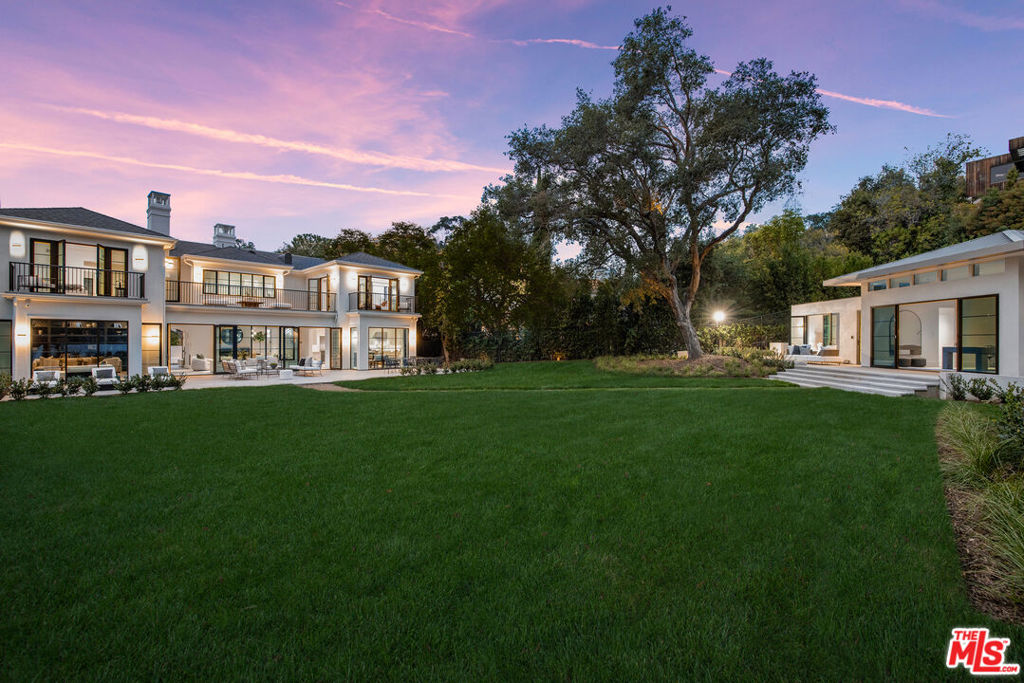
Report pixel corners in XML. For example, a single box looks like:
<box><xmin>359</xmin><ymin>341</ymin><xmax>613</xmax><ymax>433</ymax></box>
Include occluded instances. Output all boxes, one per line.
<box><xmin>148</xmin><ymin>366</ymin><xmax>170</xmax><ymax>378</ymax></box>
<box><xmin>222</xmin><ymin>360</ymin><xmax>257</xmax><ymax>379</ymax></box>
<box><xmin>33</xmin><ymin>369</ymin><xmax>62</xmax><ymax>388</ymax></box>
<box><xmin>91</xmin><ymin>366</ymin><xmax>119</xmax><ymax>389</ymax></box>
<box><xmin>290</xmin><ymin>358</ymin><xmax>323</xmax><ymax>376</ymax></box>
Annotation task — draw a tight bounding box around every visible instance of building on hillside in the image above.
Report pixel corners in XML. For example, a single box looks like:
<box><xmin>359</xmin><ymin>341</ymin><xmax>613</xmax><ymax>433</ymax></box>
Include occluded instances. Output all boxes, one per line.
<box><xmin>966</xmin><ymin>136</ymin><xmax>1024</xmax><ymax>199</ymax></box>
<box><xmin>0</xmin><ymin>191</ymin><xmax>420</xmax><ymax>379</ymax></box>
<box><xmin>789</xmin><ymin>231</ymin><xmax>1017</xmax><ymax>379</ymax></box>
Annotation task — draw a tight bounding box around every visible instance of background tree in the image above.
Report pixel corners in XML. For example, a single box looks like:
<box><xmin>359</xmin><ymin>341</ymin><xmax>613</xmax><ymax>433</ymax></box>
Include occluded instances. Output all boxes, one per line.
<box><xmin>503</xmin><ymin>8</ymin><xmax>832</xmax><ymax>358</ymax></box>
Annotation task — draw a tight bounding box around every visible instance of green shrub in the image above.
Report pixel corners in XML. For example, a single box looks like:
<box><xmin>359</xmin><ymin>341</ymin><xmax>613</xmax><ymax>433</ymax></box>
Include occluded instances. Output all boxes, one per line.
<box><xmin>80</xmin><ymin>376</ymin><xmax>99</xmax><ymax>397</ymax></box>
<box><xmin>113</xmin><ymin>377</ymin><xmax>135</xmax><ymax>395</ymax></box>
<box><xmin>976</xmin><ymin>479</ymin><xmax>1024</xmax><ymax>602</ymax></box>
<box><xmin>59</xmin><ymin>377</ymin><xmax>83</xmax><ymax>397</ymax></box>
<box><xmin>134</xmin><ymin>374</ymin><xmax>152</xmax><ymax>393</ymax></box>
<box><xmin>969</xmin><ymin>378</ymin><xmax>995</xmax><ymax>402</ymax></box>
<box><xmin>0</xmin><ymin>374</ymin><xmax>11</xmax><ymax>401</ymax></box>
<box><xmin>9</xmin><ymin>379</ymin><xmax>32</xmax><ymax>401</ymax></box>
<box><xmin>942</xmin><ymin>373</ymin><xmax>968</xmax><ymax>401</ymax></box>
<box><xmin>420</xmin><ymin>362</ymin><xmax>439</xmax><ymax>375</ymax></box>
<box><xmin>937</xmin><ymin>403</ymin><xmax>1006</xmax><ymax>486</ymax></box>
<box><xmin>34</xmin><ymin>380</ymin><xmax>55</xmax><ymax>400</ymax></box>
<box><xmin>992</xmin><ymin>381</ymin><xmax>1024</xmax><ymax>406</ymax></box>
<box><xmin>168</xmin><ymin>374</ymin><xmax>187</xmax><ymax>390</ymax></box>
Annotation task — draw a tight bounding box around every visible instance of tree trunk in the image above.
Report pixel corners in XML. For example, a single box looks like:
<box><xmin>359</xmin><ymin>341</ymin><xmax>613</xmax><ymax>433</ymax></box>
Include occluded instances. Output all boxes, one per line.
<box><xmin>665</xmin><ymin>270</ymin><xmax>703</xmax><ymax>360</ymax></box>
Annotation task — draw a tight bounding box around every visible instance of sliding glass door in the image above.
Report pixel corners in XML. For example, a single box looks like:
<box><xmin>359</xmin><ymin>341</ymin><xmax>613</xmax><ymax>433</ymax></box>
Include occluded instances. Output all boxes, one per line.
<box><xmin>960</xmin><ymin>296</ymin><xmax>997</xmax><ymax>374</ymax></box>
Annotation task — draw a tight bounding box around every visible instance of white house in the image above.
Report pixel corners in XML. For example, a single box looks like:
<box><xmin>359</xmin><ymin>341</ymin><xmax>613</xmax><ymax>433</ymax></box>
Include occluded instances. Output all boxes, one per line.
<box><xmin>789</xmin><ymin>231</ymin><xmax>1016</xmax><ymax>380</ymax></box>
<box><xmin>0</xmin><ymin>191</ymin><xmax>421</xmax><ymax>380</ymax></box>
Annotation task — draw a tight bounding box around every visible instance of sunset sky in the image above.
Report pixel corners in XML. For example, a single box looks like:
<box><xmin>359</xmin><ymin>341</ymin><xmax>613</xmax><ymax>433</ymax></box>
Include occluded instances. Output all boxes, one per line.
<box><xmin>1</xmin><ymin>0</ymin><xmax>1021</xmax><ymax>252</ymax></box>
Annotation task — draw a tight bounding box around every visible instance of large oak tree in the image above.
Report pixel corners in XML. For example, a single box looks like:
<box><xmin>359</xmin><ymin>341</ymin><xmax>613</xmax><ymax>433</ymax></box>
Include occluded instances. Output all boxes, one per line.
<box><xmin>502</xmin><ymin>8</ymin><xmax>832</xmax><ymax>357</ymax></box>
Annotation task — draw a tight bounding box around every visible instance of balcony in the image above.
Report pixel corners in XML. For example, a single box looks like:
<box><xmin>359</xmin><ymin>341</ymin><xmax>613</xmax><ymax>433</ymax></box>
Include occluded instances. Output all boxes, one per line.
<box><xmin>167</xmin><ymin>280</ymin><xmax>335</xmax><ymax>312</ymax></box>
<box><xmin>348</xmin><ymin>292</ymin><xmax>417</xmax><ymax>313</ymax></box>
<box><xmin>9</xmin><ymin>262</ymin><xmax>145</xmax><ymax>299</ymax></box>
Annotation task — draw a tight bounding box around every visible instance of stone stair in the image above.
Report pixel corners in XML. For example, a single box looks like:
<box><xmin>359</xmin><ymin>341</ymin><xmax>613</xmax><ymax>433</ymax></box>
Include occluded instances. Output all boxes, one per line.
<box><xmin>767</xmin><ymin>365</ymin><xmax>940</xmax><ymax>397</ymax></box>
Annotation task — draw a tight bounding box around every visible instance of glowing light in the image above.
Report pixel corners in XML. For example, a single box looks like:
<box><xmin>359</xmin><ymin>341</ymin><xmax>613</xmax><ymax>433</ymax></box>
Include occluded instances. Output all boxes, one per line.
<box><xmin>132</xmin><ymin>245</ymin><xmax>148</xmax><ymax>272</ymax></box>
<box><xmin>712</xmin><ymin>311</ymin><xmax>726</xmax><ymax>324</ymax></box>
<box><xmin>9</xmin><ymin>230</ymin><xmax>26</xmax><ymax>259</ymax></box>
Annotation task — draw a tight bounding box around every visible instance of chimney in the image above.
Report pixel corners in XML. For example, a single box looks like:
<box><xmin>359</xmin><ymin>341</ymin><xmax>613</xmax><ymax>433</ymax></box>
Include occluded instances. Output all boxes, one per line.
<box><xmin>213</xmin><ymin>223</ymin><xmax>236</xmax><ymax>248</ymax></box>
<box><xmin>283</xmin><ymin>253</ymin><xmax>293</xmax><ymax>264</ymax></box>
<box><xmin>147</xmin><ymin>191</ymin><xmax>171</xmax><ymax>235</ymax></box>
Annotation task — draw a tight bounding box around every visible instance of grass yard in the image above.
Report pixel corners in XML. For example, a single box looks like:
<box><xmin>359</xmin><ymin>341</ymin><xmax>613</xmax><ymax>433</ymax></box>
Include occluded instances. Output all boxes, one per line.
<box><xmin>2</xmin><ymin>362</ymin><xmax>1019</xmax><ymax>679</ymax></box>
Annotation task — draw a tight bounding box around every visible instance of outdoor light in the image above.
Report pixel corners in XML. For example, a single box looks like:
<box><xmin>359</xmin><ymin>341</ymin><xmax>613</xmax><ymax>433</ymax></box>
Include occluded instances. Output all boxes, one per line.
<box><xmin>712</xmin><ymin>310</ymin><xmax>726</xmax><ymax>324</ymax></box>
<box><xmin>9</xmin><ymin>230</ymin><xmax>25</xmax><ymax>259</ymax></box>
<box><xmin>132</xmin><ymin>245</ymin><xmax>148</xmax><ymax>272</ymax></box>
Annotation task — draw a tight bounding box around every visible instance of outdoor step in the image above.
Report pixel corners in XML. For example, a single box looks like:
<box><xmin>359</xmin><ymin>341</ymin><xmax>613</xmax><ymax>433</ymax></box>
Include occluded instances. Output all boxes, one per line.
<box><xmin>786</xmin><ymin>365</ymin><xmax>940</xmax><ymax>386</ymax></box>
<box><xmin>779</xmin><ymin>368</ymin><xmax>937</xmax><ymax>392</ymax></box>
<box><xmin>767</xmin><ymin>374</ymin><xmax>913</xmax><ymax>397</ymax></box>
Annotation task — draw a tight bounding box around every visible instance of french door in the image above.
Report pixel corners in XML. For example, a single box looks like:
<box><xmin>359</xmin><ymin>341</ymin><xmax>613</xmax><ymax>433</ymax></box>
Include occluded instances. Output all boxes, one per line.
<box><xmin>97</xmin><ymin>246</ymin><xmax>128</xmax><ymax>297</ymax></box>
<box><xmin>214</xmin><ymin>325</ymin><xmax>252</xmax><ymax>371</ymax></box>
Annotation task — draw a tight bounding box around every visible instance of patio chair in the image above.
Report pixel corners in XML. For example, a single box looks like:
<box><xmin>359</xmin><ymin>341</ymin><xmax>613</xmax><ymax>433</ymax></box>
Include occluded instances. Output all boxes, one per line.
<box><xmin>222</xmin><ymin>360</ymin><xmax>258</xmax><ymax>379</ymax></box>
<box><xmin>148</xmin><ymin>366</ymin><xmax>170</xmax><ymax>378</ymax></box>
<box><xmin>383</xmin><ymin>357</ymin><xmax>401</xmax><ymax>373</ymax></box>
<box><xmin>33</xmin><ymin>369</ymin><xmax>62</xmax><ymax>388</ymax></box>
<box><xmin>91</xmin><ymin>365</ymin><xmax>119</xmax><ymax>389</ymax></box>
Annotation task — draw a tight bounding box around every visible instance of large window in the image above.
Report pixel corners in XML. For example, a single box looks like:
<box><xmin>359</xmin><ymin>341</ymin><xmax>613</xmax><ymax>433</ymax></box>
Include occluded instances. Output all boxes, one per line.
<box><xmin>202</xmin><ymin>270</ymin><xmax>276</xmax><ymax>297</ymax></box>
<box><xmin>960</xmin><ymin>296</ymin><xmax>997</xmax><ymax>374</ymax></box>
<box><xmin>141</xmin><ymin>323</ymin><xmax>161</xmax><ymax>370</ymax></box>
<box><xmin>822</xmin><ymin>313</ymin><xmax>839</xmax><ymax>347</ymax></box>
<box><xmin>31</xmin><ymin>320</ymin><xmax>128</xmax><ymax>376</ymax></box>
<box><xmin>790</xmin><ymin>316</ymin><xmax>806</xmax><ymax>345</ymax></box>
<box><xmin>308</xmin><ymin>276</ymin><xmax>330</xmax><ymax>311</ymax></box>
<box><xmin>367</xmin><ymin>327</ymin><xmax>407</xmax><ymax>368</ymax></box>
<box><xmin>357</xmin><ymin>275</ymin><xmax>398</xmax><ymax>311</ymax></box>
<box><xmin>0</xmin><ymin>320</ymin><xmax>10</xmax><ymax>376</ymax></box>
<box><xmin>350</xmin><ymin>328</ymin><xmax>359</xmax><ymax>369</ymax></box>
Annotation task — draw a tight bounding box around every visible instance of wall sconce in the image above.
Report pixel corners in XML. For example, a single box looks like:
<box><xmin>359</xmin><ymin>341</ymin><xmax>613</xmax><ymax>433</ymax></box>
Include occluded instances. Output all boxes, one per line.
<box><xmin>132</xmin><ymin>245</ymin><xmax>149</xmax><ymax>272</ymax></box>
<box><xmin>399</xmin><ymin>277</ymin><xmax>411</xmax><ymax>294</ymax></box>
<box><xmin>346</xmin><ymin>270</ymin><xmax>358</xmax><ymax>287</ymax></box>
<box><xmin>9</xmin><ymin>230</ymin><xmax>26</xmax><ymax>259</ymax></box>
<box><xmin>164</xmin><ymin>258</ymin><xmax>176</xmax><ymax>270</ymax></box>
<box><xmin>15</xmin><ymin>323</ymin><xmax>29</xmax><ymax>344</ymax></box>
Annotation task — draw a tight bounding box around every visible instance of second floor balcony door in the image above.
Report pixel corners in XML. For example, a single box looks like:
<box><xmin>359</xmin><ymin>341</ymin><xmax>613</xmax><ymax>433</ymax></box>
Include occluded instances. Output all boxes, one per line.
<box><xmin>97</xmin><ymin>246</ymin><xmax>128</xmax><ymax>297</ymax></box>
<box><xmin>30</xmin><ymin>239</ymin><xmax>64</xmax><ymax>292</ymax></box>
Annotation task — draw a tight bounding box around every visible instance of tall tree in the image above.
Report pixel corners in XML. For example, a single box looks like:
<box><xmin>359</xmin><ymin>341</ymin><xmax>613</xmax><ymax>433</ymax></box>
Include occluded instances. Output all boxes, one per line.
<box><xmin>502</xmin><ymin>8</ymin><xmax>832</xmax><ymax>358</ymax></box>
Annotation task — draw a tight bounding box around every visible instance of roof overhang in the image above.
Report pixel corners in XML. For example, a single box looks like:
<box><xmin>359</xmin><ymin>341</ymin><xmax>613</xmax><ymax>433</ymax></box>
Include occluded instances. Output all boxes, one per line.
<box><xmin>0</xmin><ymin>215</ymin><xmax>176</xmax><ymax>246</ymax></box>
<box><xmin>333</xmin><ymin>259</ymin><xmax>422</xmax><ymax>276</ymax></box>
<box><xmin>823</xmin><ymin>238</ymin><xmax>1024</xmax><ymax>287</ymax></box>
<box><xmin>179</xmin><ymin>253</ymin><xmax>292</xmax><ymax>272</ymax></box>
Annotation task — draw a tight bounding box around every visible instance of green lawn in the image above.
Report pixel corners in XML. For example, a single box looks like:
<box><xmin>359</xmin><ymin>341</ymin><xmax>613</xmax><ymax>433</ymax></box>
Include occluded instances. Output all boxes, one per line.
<box><xmin>2</xmin><ymin>362</ymin><xmax>1018</xmax><ymax>679</ymax></box>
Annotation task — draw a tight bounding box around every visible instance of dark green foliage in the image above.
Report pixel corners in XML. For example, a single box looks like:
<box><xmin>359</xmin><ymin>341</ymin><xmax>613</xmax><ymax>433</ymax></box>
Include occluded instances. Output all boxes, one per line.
<box><xmin>112</xmin><ymin>377</ymin><xmax>134</xmax><ymax>395</ymax></box>
<box><xmin>33</xmin><ymin>380</ymin><xmax>54</xmax><ymax>400</ymax></box>
<box><xmin>697</xmin><ymin>323</ymin><xmax>788</xmax><ymax>351</ymax></box>
<box><xmin>80</xmin><ymin>376</ymin><xmax>99</xmax><ymax>397</ymax></box>
<box><xmin>942</xmin><ymin>373</ymin><xmax>969</xmax><ymax>401</ymax></box>
<box><xmin>58</xmin><ymin>377</ymin><xmax>83</xmax><ymax>397</ymax></box>
<box><xmin>969</xmin><ymin>378</ymin><xmax>995</xmax><ymax>402</ymax></box>
<box><xmin>8</xmin><ymin>378</ymin><xmax>32</xmax><ymax>401</ymax></box>
<box><xmin>0</xmin><ymin>374</ymin><xmax>10</xmax><ymax>401</ymax></box>
<box><xmin>133</xmin><ymin>374</ymin><xmax>152</xmax><ymax>393</ymax></box>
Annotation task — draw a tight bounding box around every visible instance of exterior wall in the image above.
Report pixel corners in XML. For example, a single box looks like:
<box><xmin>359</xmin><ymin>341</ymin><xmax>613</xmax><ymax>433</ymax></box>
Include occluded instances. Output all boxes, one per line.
<box><xmin>790</xmin><ymin>295</ymin><xmax>862</xmax><ymax>363</ymax></box>
<box><xmin>1</xmin><ymin>220</ymin><xmax>170</xmax><ymax>379</ymax></box>
<box><xmin>857</xmin><ymin>255</ymin><xmax>1020</xmax><ymax>375</ymax></box>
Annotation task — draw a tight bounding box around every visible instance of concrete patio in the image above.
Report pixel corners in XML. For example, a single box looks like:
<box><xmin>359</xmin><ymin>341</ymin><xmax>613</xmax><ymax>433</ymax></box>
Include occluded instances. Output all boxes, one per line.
<box><xmin>179</xmin><ymin>369</ymin><xmax>395</xmax><ymax>390</ymax></box>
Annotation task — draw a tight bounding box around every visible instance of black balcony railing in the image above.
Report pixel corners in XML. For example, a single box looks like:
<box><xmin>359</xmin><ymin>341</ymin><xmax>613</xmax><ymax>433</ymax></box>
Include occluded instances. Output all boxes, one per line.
<box><xmin>167</xmin><ymin>280</ymin><xmax>335</xmax><ymax>312</ymax></box>
<box><xmin>348</xmin><ymin>291</ymin><xmax>417</xmax><ymax>313</ymax></box>
<box><xmin>9</xmin><ymin>262</ymin><xmax>145</xmax><ymax>299</ymax></box>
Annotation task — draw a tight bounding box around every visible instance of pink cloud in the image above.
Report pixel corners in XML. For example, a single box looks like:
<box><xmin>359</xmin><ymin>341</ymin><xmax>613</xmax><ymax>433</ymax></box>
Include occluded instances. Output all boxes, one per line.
<box><xmin>713</xmin><ymin>69</ymin><xmax>949</xmax><ymax>118</ymax></box>
<box><xmin>0</xmin><ymin>142</ymin><xmax>471</xmax><ymax>198</ymax></box>
<box><xmin>53</xmin><ymin>106</ymin><xmax>509</xmax><ymax>174</ymax></box>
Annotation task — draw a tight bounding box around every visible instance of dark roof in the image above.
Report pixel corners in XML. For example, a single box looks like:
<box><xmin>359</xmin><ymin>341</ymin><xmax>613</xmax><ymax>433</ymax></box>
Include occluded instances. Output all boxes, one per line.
<box><xmin>0</xmin><ymin>207</ymin><xmax>173</xmax><ymax>239</ymax></box>
<box><xmin>334</xmin><ymin>251</ymin><xmax>421</xmax><ymax>273</ymax></box>
<box><xmin>169</xmin><ymin>239</ymin><xmax>312</xmax><ymax>266</ymax></box>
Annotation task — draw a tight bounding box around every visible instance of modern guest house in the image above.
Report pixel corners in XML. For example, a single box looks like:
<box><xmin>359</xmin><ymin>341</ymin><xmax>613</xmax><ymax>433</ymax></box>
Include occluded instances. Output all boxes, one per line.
<box><xmin>790</xmin><ymin>230</ymin><xmax>1017</xmax><ymax>379</ymax></box>
<box><xmin>0</xmin><ymin>192</ymin><xmax>420</xmax><ymax>380</ymax></box>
